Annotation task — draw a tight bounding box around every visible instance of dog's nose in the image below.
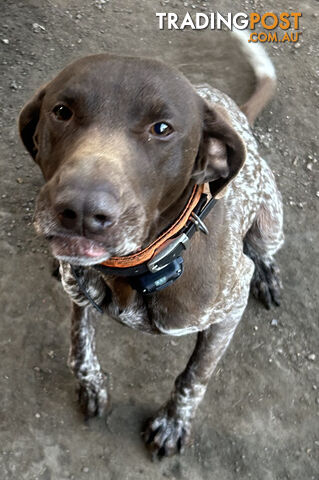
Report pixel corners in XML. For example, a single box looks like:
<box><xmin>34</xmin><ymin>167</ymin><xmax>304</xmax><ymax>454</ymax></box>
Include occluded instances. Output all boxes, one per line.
<box><xmin>54</xmin><ymin>189</ymin><xmax>119</xmax><ymax>236</ymax></box>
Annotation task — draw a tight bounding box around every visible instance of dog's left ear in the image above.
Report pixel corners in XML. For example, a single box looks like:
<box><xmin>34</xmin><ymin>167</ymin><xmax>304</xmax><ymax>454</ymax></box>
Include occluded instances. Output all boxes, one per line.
<box><xmin>192</xmin><ymin>101</ymin><xmax>246</xmax><ymax>198</ymax></box>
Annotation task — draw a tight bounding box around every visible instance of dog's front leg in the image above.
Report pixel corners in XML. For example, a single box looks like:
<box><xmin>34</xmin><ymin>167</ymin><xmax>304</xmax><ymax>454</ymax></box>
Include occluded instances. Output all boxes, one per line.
<box><xmin>68</xmin><ymin>302</ymin><xmax>110</xmax><ymax>418</ymax></box>
<box><xmin>143</xmin><ymin>317</ymin><xmax>241</xmax><ymax>458</ymax></box>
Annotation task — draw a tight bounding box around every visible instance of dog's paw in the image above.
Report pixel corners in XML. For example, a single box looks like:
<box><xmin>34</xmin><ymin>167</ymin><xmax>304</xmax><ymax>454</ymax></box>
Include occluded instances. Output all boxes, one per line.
<box><xmin>251</xmin><ymin>258</ymin><xmax>282</xmax><ymax>310</ymax></box>
<box><xmin>78</xmin><ymin>383</ymin><xmax>110</xmax><ymax>419</ymax></box>
<box><xmin>142</xmin><ymin>407</ymin><xmax>191</xmax><ymax>458</ymax></box>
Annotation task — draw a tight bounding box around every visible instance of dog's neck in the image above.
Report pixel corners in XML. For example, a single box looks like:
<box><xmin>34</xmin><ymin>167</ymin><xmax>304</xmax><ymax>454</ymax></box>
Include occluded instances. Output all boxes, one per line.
<box><xmin>143</xmin><ymin>181</ymin><xmax>196</xmax><ymax>248</ymax></box>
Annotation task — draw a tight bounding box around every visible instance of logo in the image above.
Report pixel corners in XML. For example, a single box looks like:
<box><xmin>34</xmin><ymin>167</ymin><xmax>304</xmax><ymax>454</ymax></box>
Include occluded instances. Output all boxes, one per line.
<box><xmin>156</xmin><ymin>12</ymin><xmax>302</xmax><ymax>43</ymax></box>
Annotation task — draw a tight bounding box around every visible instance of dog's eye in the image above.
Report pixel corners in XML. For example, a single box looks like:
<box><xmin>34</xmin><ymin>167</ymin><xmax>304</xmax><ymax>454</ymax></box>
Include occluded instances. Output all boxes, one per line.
<box><xmin>52</xmin><ymin>104</ymin><xmax>73</xmax><ymax>121</ymax></box>
<box><xmin>149</xmin><ymin>122</ymin><xmax>173</xmax><ymax>137</ymax></box>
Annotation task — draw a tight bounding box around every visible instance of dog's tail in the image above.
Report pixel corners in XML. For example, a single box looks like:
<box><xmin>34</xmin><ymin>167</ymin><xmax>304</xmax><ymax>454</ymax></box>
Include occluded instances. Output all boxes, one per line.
<box><xmin>231</xmin><ymin>29</ymin><xmax>276</xmax><ymax>125</ymax></box>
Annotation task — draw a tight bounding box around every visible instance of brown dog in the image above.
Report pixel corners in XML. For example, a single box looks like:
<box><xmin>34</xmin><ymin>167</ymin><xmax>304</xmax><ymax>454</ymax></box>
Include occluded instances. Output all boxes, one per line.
<box><xmin>19</xmin><ymin>31</ymin><xmax>283</xmax><ymax>458</ymax></box>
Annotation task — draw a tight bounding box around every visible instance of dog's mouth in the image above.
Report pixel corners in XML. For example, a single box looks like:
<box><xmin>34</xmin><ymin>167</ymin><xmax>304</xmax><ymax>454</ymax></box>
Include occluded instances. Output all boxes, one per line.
<box><xmin>46</xmin><ymin>234</ymin><xmax>111</xmax><ymax>265</ymax></box>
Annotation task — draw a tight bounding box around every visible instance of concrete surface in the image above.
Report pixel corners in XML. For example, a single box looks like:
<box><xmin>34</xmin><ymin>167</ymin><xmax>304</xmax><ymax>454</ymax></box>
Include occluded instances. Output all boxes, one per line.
<box><xmin>0</xmin><ymin>0</ymin><xmax>318</xmax><ymax>479</ymax></box>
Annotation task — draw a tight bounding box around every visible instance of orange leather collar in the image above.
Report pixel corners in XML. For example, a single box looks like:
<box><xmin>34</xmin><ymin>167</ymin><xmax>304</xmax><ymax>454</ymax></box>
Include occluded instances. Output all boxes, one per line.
<box><xmin>100</xmin><ymin>184</ymin><xmax>205</xmax><ymax>269</ymax></box>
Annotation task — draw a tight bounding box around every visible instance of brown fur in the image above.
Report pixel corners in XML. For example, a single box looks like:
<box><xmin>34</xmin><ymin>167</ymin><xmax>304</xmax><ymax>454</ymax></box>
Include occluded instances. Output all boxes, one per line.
<box><xmin>241</xmin><ymin>76</ymin><xmax>276</xmax><ymax>126</ymax></box>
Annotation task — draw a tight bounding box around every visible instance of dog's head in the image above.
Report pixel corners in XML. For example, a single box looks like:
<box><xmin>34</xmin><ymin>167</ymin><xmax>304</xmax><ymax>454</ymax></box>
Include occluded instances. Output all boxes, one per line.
<box><xmin>19</xmin><ymin>54</ymin><xmax>245</xmax><ymax>265</ymax></box>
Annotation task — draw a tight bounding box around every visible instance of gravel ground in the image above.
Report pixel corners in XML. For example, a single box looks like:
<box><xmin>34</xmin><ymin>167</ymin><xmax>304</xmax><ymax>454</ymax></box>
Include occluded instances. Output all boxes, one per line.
<box><xmin>0</xmin><ymin>1</ymin><xmax>318</xmax><ymax>479</ymax></box>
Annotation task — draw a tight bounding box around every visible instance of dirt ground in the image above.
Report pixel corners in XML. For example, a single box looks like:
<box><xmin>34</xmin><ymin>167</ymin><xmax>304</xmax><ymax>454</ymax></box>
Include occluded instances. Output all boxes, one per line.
<box><xmin>1</xmin><ymin>0</ymin><xmax>318</xmax><ymax>479</ymax></box>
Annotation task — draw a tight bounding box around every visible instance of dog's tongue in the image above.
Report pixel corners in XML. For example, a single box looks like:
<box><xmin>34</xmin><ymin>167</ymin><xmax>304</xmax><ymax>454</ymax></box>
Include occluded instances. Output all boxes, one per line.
<box><xmin>50</xmin><ymin>235</ymin><xmax>108</xmax><ymax>259</ymax></box>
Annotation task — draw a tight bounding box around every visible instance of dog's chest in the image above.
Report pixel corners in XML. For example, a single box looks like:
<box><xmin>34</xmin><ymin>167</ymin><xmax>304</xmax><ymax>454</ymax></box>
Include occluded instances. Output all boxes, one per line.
<box><xmin>103</xmin><ymin>248</ymin><xmax>254</xmax><ymax>337</ymax></box>
<box><xmin>103</xmin><ymin>275</ymin><xmax>214</xmax><ymax>336</ymax></box>
<box><xmin>102</xmin><ymin>277</ymin><xmax>160</xmax><ymax>333</ymax></box>
<box><xmin>104</xmin><ymin>283</ymin><xmax>202</xmax><ymax>336</ymax></box>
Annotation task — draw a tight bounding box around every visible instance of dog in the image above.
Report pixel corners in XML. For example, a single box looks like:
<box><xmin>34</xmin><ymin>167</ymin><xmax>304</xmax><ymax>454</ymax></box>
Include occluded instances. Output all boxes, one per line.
<box><xmin>18</xmin><ymin>30</ymin><xmax>284</xmax><ymax>458</ymax></box>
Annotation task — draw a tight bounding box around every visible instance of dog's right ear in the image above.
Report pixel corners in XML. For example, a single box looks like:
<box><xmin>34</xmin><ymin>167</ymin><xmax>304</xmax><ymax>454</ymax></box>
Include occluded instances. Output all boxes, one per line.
<box><xmin>192</xmin><ymin>101</ymin><xmax>246</xmax><ymax>199</ymax></box>
<box><xmin>18</xmin><ymin>86</ymin><xmax>46</xmax><ymax>160</ymax></box>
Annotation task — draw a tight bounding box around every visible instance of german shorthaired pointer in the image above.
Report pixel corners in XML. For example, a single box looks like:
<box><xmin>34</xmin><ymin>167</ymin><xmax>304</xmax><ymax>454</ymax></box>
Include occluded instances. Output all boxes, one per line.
<box><xmin>19</xmin><ymin>30</ymin><xmax>283</xmax><ymax>458</ymax></box>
